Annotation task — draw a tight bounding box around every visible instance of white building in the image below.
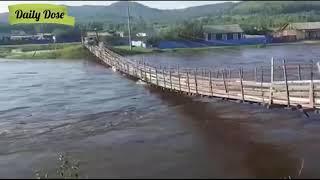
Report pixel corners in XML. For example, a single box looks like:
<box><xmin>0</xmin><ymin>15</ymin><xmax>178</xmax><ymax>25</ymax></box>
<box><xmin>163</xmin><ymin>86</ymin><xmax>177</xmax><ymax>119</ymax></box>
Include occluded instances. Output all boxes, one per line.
<box><xmin>131</xmin><ymin>40</ymin><xmax>146</xmax><ymax>48</ymax></box>
<box><xmin>136</xmin><ymin>32</ymin><xmax>147</xmax><ymax>37</ymax></box>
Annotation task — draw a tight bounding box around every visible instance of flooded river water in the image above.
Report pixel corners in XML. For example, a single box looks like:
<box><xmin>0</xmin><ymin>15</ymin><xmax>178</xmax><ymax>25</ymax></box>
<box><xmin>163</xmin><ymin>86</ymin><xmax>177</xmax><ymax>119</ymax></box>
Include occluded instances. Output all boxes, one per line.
<box><xmin>1</xmin><ymin>44</ymin><xmax>320</xmax><ymax>178</ymax></box>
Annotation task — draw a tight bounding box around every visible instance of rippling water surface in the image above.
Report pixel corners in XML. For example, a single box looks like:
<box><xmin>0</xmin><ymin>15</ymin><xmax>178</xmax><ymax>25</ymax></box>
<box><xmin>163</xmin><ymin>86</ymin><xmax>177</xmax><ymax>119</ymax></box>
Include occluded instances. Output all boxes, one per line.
<box><xmin>1</xmin><ymin>45</ymin><xmax>320</xmax><ymax>178</ymax></box>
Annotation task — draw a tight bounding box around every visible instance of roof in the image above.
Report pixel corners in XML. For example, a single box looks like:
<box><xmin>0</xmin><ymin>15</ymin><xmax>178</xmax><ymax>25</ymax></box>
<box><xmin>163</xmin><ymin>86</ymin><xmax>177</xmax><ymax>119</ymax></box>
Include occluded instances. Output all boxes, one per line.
<box><xmin>286</xmin><ymin>22</ymin><xmax>320</xmax><ymax>30</ymax></box>
<box><xmin>136</xmin><ymin>32</ymin><xmax>147</xmax><ymax>37</ymax></box>
<box><xmin>203</xmin><ymin>24</ymin><xmax>243</xmax><ymax>34</ymax></box>
<box><xmin>86</xmin><ymin>32</ymin><xmax>112</xmax><ymax>37</ymax></box>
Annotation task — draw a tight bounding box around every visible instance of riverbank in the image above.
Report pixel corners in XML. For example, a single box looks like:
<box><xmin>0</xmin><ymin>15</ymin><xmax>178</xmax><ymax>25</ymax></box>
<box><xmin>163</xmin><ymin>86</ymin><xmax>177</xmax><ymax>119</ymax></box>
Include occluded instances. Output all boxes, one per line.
<box><xmin>3</xmin><ymin>39</ymin><xmax>319</xmax><ymax>59</ymax></box>
<box><xmin>0</xmin><ymin>43</ymin><xmax>90</xmax><ymax>59</ymax></box>
<box><xmin>111</xmin><ymin>45</ymin><xmax>162</xmax><ymax>56</ymax></box>
<box><xmin>114</xmin><ymin>40</ymin><xmax>320</xmax><ymax>56</ymax></box>
<box><xmin>111</xmin><ymin>44</ymin><xmax>267</xmax><ymax>56</ymax></box>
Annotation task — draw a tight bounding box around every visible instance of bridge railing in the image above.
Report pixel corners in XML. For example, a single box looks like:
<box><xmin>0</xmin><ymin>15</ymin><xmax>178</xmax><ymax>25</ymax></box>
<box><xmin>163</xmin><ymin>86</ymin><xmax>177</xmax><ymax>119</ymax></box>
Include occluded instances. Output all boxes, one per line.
<box><xmin>85</xmin><ymin>44</ymin><xmax>320</xmax><ymax>110</ymax></box>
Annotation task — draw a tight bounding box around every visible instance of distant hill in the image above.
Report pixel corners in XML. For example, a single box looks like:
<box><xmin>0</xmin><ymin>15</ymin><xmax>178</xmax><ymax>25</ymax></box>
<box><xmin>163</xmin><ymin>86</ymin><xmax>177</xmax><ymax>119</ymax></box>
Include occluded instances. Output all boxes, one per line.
<box><xmin>230</xmin><ymin>1</ymin><xmax>320</xmax><ymax>15</ymax></box>
<box><xmin>0</xmin><ymin>13</ymin><xmax>8</xmax><ymax>24</ymax></box>
<box><xmin>67</xmin><ymin>1</ymin><xmax>236</xmax><ymax>24</ymax></box>
<box><xmin>1</xmin><ymin>1</ymin><xmax>320</xmax><ymax>25</ymax></box>
<box><xmin>0</xmin><ymin>1</ymin><xmax>236</xmax><ymax>24</ymax></box>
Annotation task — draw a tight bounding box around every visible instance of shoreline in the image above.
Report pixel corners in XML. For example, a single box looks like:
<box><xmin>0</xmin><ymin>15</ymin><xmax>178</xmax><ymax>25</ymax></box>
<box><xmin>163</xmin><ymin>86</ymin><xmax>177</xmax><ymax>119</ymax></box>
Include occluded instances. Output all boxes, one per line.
<box><xmin>158</xmin><ymin>40</ymin><xmax>320</xmax><ymax>52</ymax></box>
<box><xmin>0</xmin><ymin>43</ymin><xmax>89</xmax><ymax>59</ymax></box>
<box><xmin>0</xmin><ymin>42</ymin><xmax>80</xmax><ymax>48</ymax></box>
<box><xmin>1</xmin><ymin>40</ymin><xmax>319</xmax><ymax>59</ymax></box>
<box><xmin>114</xmin><ymin>40</ymin><xmax>320</xmax><ymax>56</ymax></box>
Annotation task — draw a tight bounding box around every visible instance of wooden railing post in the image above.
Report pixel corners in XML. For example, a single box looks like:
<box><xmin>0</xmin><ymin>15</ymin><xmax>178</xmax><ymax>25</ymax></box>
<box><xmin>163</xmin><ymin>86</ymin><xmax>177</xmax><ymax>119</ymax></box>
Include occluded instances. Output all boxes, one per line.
<box><xmin>195</xmin><ymin>68</ymin><xmax>198</xmax><ymax>95</ymax></box>
<box><xmin>222</xmin><ymin>69</ymin><xmax>228</xmax><ymax>94</ymax></box>
<box><xmin>187</xmin><ymin>70</ymin><xmax>190</xmax><ymax>94</ymax></box>
<box><xmin>144</xmin><ymin>62</ymin><xmax>147</xmax><ymax>82</ymax></box>
<box><xmin>163</xmin><ymin>68</ymin><xmax>166</xmax><ymax>88</ymax></box>
<box><xmin>155</xmin><ymin>67</ymin><xmax>159</xmax><ymax>86</ymax></box>
<box><xmin>127</xmin><ymin>64</ymin><xmax>130</xmax><ymax>75</ymax></box>
<box><xmin>135</xmin><ymin>60</ymin><xmax>138</xmax><ymax>77</ymax></box>
<box><xmin>149</xmin><ymin>67</ymin><xmax>152</xmax><ymax>84</ymax></box>
<box><xmin>169</xmin><ymin>69</ymin><xmax>173</xmax><ymax>90</ymax></box>
<box><xmin>209</xmin><ymin>70</ymin><xmax>213</xmax><ymax>96</ymax></box>
<box><xmin>239</xmin><ymin>67</ymin><xmax>245</xmax><ymax>101</ymax></box>
<box><xmin>178</xmin><ymin>66</ymin><xmax>181</xmax><ymax>92</ymax></box>
<box><xmin>283</xmin><ymin>59</ymin><xmax>290</xmax><ymax>108</ymax></box>
<box><xmin>254</xmin><ymin>67</ymin><xmax>257</xmax><ymax>82</ymax></box>
<box><xmin>298</xmin><ymin>64</ymin><xmax>301</xmax><ymax>80</ymax></box>
<box><xmin>269</xmin><ymin>57</ymin><xmax>274</xmax><ymax>106</ymax></box>
<box><xmin>260</xmin><ymin>66</ymin><xmax>265</xmax><ymax>103</ymax></box>
<box><xmin>309</xmin><ymin>60</ymin><xmax>315</xmax><ymax>108</ymax></box>
<box><xmin>140</xmin><ymin>62</ymin><xmax>143</xmax><ymax>80</ymax></box>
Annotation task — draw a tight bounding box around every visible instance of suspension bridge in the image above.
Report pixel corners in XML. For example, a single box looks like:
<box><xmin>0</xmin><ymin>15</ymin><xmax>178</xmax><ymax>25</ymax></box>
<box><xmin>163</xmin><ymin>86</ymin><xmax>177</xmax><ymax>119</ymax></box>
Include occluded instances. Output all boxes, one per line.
<box><xmin>84</xmin><ymin>42</ymin><xmax>320</xmax><ymax>112</ymax></box>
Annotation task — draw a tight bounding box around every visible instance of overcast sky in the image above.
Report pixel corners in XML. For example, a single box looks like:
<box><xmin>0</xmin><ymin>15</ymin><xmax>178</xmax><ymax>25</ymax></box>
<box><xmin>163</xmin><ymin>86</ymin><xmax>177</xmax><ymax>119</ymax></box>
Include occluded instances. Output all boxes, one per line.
<box><xmin>0</xmin><ymin>1</ymin><xmax>236</xmax><ymax>13</ymax></box>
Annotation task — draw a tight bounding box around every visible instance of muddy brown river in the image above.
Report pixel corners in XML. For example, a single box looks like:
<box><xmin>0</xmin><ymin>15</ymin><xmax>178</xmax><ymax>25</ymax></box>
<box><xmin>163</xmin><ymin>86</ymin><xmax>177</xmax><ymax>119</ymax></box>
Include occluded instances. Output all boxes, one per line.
<box><xmin>1</xmin><ymin>44</ymin><xmax>320</xmax><ymax>178</ymax></box>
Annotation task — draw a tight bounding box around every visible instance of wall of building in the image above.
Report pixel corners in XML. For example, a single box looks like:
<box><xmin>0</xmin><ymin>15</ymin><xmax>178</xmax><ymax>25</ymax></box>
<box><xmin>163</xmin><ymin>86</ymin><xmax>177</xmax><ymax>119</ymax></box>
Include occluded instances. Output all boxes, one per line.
<box><xmin>296</xmin><ymin>30</ymin><xmax>305</xmax><ymax>40</ymax></box>
<box><xmin>204</xmin><ymin>32</ymin><xmax>243</xmax><ymax>41</ymax></box>
<box><xmin>132</xmin><ymin>40</ymin><xmax>146</xmax><ymax>48</ymax></box>
<box><xmin>276</xmin><ymin>28</ymin><xmax>320</xmax><ymax>41</ymax></box>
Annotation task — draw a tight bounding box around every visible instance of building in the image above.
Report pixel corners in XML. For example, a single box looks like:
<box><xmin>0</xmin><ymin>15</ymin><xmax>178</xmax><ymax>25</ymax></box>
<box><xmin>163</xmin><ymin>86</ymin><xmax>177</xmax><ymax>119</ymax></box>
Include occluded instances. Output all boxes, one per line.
<box><xmin>86</xmin><ymin>31</ymin><xmax>112</xmax><ymax>38</ymax></box>
<box><xmin>131</xmin><ymin>40</ymin><xmax>146</xmax><ymax>48</ymax></box>
<box><xmin>10</xmin><ymin>30</ymin><xmax>26</xmax><ymax>36</ymax></box>
<box><xmin>203</xmin><ymin>24</ymin><xmax>244</xmax><ymax>41</ymax></box>
<box><xmin>36</xmin><ymin>33</ymin><xmax>53</xmax><ymax>40</ymax></box>
<box><xmin>10</xmin><ymin>35</ymin><xmax>35</xmax><ymax>41</ymax></box>
<box><xmin>274</xmin><ymin>22</ymin><xmax>320</xmax><ymax>41</ymax></box>
<box><xmin>0</xmin><ymin>33</ymin><xmax>10</xmax><ymax>41</ymax></box>
<box><xmin>136</xmin><ymin>32</ymin><xmax>147</xmax><ymax>37</ymax></box>
<box><xmin>115</xmin><ymin>31</ymin><xmax>124</xmax><ymax>37</ymax></box>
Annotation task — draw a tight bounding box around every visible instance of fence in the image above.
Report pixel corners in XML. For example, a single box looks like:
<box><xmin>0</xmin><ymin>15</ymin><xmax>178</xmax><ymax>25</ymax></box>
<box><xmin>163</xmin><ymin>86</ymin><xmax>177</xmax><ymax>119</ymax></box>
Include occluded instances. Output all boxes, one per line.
<box><xmin>85</xmin><ymin>43</ymin><xmax>320</xmax><ymax>110</ymax></box>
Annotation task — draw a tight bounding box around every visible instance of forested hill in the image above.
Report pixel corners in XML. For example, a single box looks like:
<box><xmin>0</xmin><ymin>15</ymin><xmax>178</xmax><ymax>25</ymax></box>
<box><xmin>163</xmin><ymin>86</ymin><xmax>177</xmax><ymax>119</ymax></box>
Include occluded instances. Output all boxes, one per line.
<box><xmin>0</xmin><ymin>1</ymin><xmax>235</xmax><ymax>24</ymax></box>
<box><xmin>230</xmin><ymin>1</ymin><xmax>320</xmax><ymax>15</ymax></box>
<box><xmin>1</xmin><ymin>1</ymin><xmax>320</xmax><ymax>28</ymax></box>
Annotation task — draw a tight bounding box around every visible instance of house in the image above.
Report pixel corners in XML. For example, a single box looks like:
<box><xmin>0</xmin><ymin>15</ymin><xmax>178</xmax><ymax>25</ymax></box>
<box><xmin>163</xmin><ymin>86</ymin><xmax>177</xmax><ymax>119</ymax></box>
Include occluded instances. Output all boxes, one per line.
<box><xmin>274</xmin><ymin>22</ymin><xmax>320</xmax><ymax>41</ymax></box>
<box><xmin>0</xmin><ymin>33</ymin><xmax>10</xmax><ymax>41</ymax></box>
<box><xmin>36</xmin><ymin>33</ymin><xmax>53</xmax><ymax>40</ymax></box>
<box><xmin>86</xmin><ymin>31</ymin><xmax>112</xmax><ymax>38</ymax></box>
<box><xmin>10</xmin><ymin>35</ymin><xmax>34</xmax><ymax>41</ymax></box>
<box><xmin>9</xmin><ymin>30</ymin><xmax>32</xmax><ymax>40</ymax></box>
<box><xmin>203</xmin><ymin>24</ymin><xmax>245</xmax><ymax>41</ymax></box>
<box><xmin>115</xmin><ymin>31</ymin><xmax>124</xmax><ymax>37</ymax></box>
<box><xmin>10</xmin><ymin>30</ymin><xmax>26</xmax><ymax>36</ymax></box>
<box><xmin>136</xmin><ymin>32</ymin><xmax>147</xmax><ymax>37</ymax></box>
<box><xmin>131</xmin><ymin>40</ymin><xmax>146</xmax><ymax>48</ymax></box>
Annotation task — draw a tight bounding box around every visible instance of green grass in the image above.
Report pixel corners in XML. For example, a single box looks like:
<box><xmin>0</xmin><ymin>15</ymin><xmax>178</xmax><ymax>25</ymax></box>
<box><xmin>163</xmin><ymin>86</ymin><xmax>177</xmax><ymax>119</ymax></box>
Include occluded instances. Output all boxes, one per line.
<box><xmin>0</xmin><ymin>47</ymin><xmax>12</xmax><ymax>58</ymax></box>
<box><xmin>111</xmin><ymin>45</ymin><xmax>159</xmax><ymax>55</ymax></box>
<box><xmin>19</xmin><ymin>44</ymin><xmax>67</xmax><ymax>52</ymax></box>
<box><xmin>0</xmin><ymin>44</ymin><xmax>90</xmax><ymax>59</ymax></box>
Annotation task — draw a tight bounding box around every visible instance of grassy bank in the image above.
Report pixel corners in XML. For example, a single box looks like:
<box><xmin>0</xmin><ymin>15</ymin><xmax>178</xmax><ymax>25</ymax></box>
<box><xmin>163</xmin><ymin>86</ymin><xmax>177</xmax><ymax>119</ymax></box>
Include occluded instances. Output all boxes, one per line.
<box><xmin>111</xmin><ymin>45</ymin><xmax>163</xmax><ymax>56</ymax></box>
<box><xmin>0</xmin><ymin>43</ymin><xmax>90</xmax><ymax>59</ymax></box>
<box><xmin>160</xmin><ymin>44</ymin><xmax>268</xmax><ymax>53</ymax></box>
<box><xmin>110</xmin><ymin>44</ymin><xmax>268</xmax><ymax>56</ymax></box>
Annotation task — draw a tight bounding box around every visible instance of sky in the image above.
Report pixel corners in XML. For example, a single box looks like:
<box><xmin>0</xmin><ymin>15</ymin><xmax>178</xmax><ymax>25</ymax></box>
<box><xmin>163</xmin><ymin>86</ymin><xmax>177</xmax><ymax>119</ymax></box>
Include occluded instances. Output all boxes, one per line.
<box><xmin>0</xmin><ymin>1</ymin><xmax>235</xmax><ymax>13</ymax></box>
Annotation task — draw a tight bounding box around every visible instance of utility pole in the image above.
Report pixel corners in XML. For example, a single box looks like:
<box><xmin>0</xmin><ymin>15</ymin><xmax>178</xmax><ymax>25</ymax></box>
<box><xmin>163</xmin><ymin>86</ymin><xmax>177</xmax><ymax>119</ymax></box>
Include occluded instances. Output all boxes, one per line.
<box><xmin>127</xmin><ymin>1</ymin><xmax>132</xmax><ymax>50</ymax></box>
<box><xmin>94</xmin><ymin>28</ymin><xmax>99</xmax><ymax>43</ymax></box>
<box><xmin>80</xmin><ymin>25</ymin><xmax>83</xmax><ymax>45</ymax></box>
